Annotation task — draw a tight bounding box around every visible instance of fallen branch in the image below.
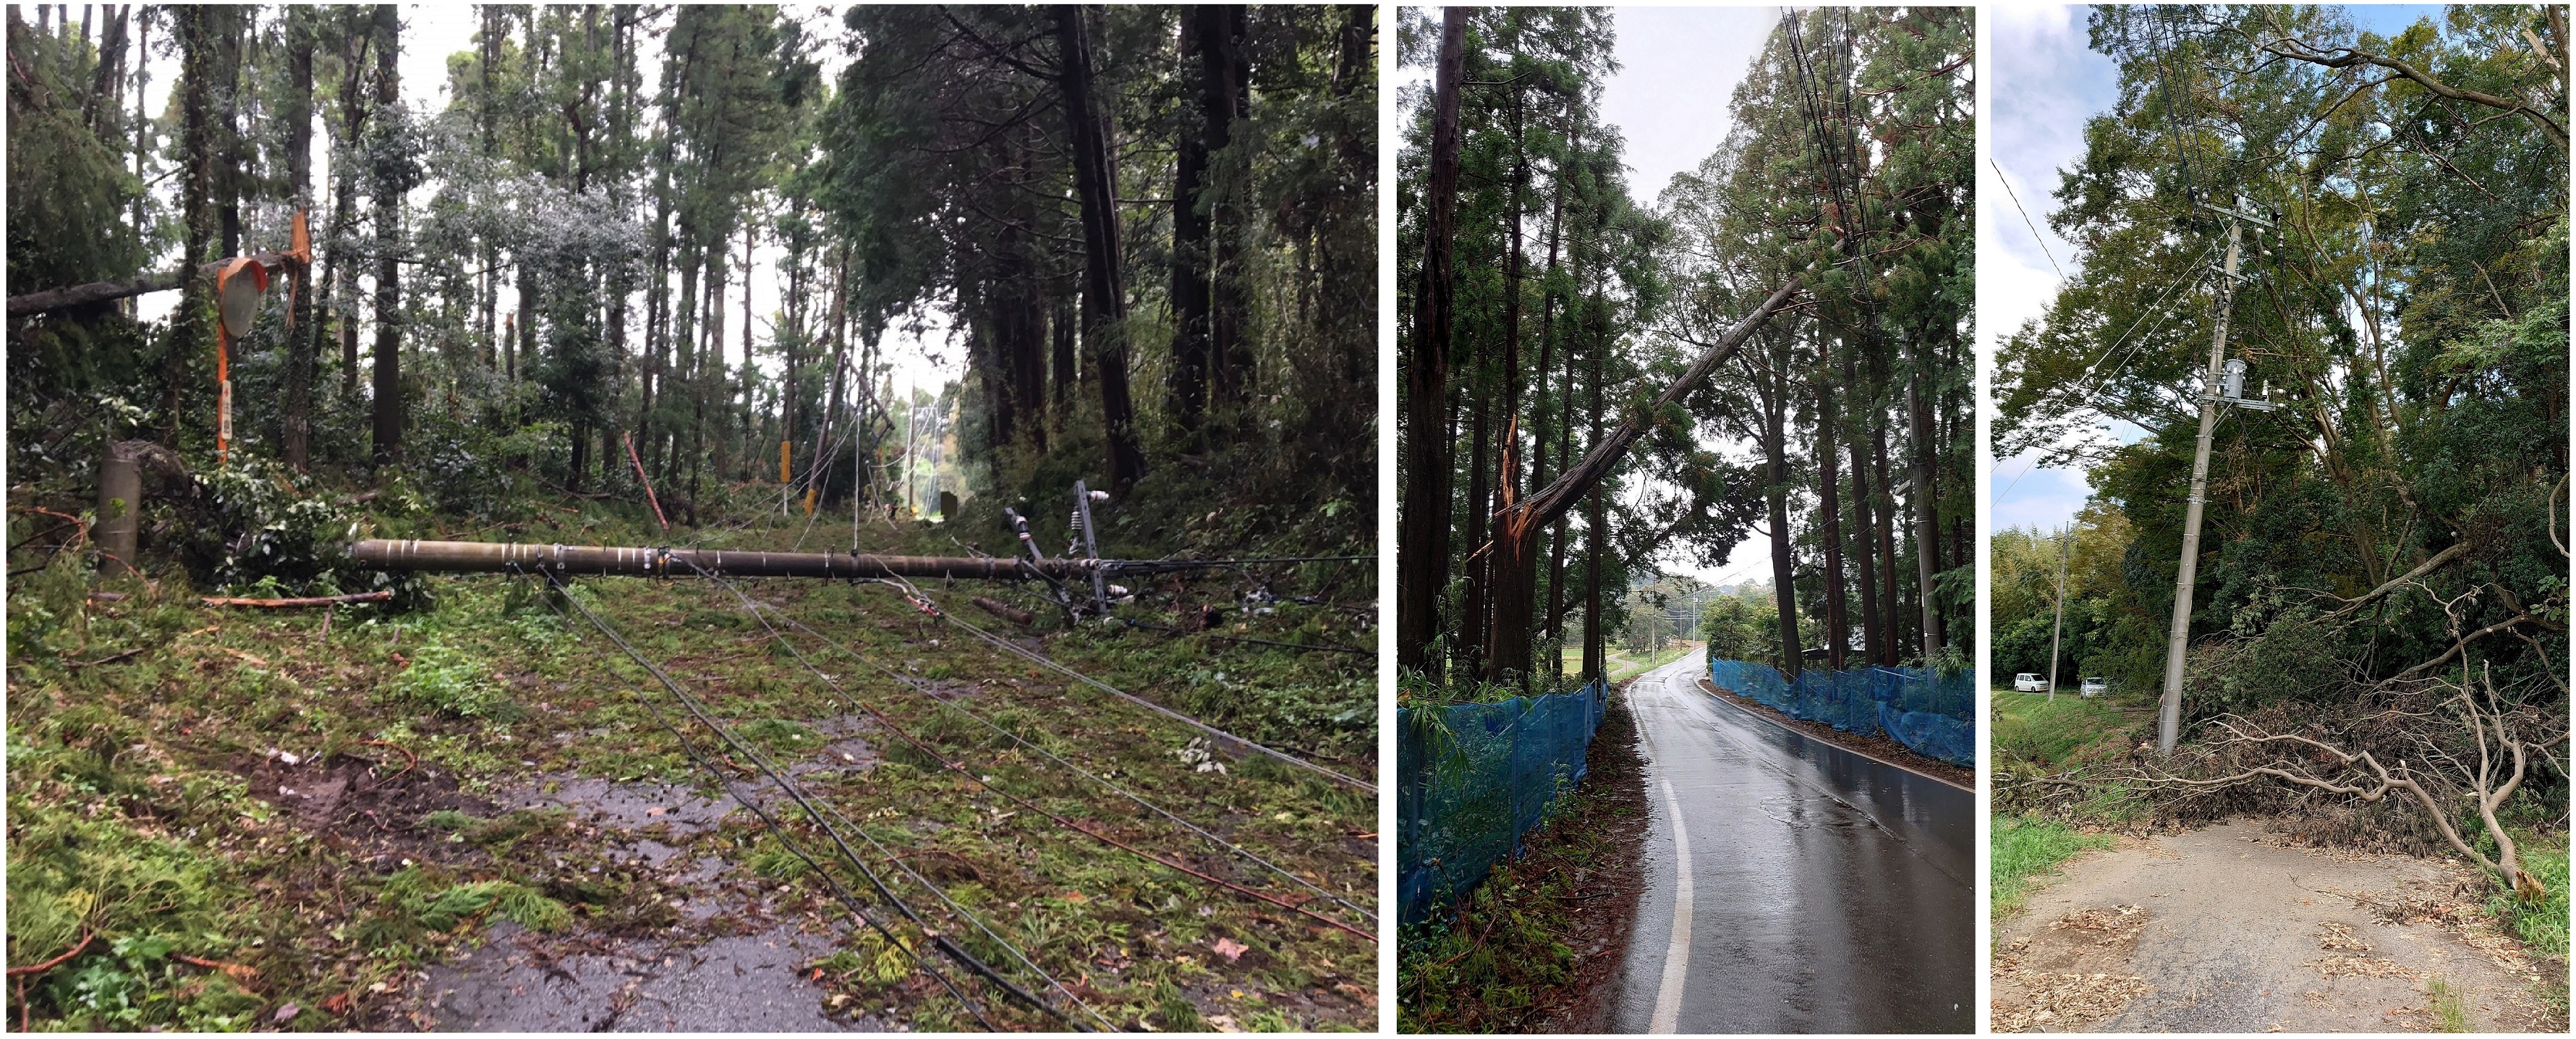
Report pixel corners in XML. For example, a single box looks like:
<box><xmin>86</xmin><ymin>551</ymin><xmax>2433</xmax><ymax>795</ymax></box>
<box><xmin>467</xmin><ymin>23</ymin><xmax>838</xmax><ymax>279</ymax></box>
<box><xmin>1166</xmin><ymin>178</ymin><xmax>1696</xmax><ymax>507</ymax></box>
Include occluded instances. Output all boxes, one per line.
<box><xmin>199</xmin><ymin>590</ymin><xmax>393</xmax><ymax>609</ymax></box>
<box><xmin>2142</xmin><ymin>673</ymin><xmax>2564</xmax><ymax>894</ymax></box>
<box><xmin>969</xmin><ymin>595</ymin><xmax>1035</xmax><ymax>626</ymax></box>
<box><xmin>6</xmin><ymin>932</ymin><xmax>95</xmax><ymax>976</ymax></box>
<box><xmin>2322</xmin><ymin>541</ymin><xmax>2473</xmax><ymax>622</ymax></box>
<box><xmin>66</xmin><ymin>648</ymin><xmax>145</xmax><ymax>669</ymax></box>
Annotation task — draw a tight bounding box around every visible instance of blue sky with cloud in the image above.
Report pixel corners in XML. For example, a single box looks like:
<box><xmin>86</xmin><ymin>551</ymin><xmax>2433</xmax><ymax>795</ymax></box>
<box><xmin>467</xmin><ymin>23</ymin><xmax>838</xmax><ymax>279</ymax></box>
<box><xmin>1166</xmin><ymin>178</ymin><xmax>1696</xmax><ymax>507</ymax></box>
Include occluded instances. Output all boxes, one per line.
<box><xmin>1984</xmin><ymin>4</ymin><xmax>2443</xmax><ymax>537</ymax></box>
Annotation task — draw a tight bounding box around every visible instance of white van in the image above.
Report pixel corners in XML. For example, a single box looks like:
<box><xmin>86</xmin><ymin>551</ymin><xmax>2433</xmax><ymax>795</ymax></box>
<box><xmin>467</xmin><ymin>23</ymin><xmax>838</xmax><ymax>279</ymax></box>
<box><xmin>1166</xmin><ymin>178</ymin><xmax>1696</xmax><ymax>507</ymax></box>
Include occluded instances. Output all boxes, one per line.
<box><xmin>2014</xmin><ymin>673</ymin><xmax>2046</xmax><ymax>692</ymax></box>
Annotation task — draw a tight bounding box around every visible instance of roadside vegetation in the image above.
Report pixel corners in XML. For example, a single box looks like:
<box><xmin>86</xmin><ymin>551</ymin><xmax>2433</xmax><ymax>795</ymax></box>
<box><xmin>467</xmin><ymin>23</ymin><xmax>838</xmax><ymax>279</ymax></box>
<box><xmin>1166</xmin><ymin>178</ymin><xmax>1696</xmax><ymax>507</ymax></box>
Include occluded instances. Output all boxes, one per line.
<box><xmin>1989</xmin><ymin>7</ymin><xmax>2568</xmax><ymax>1006</ymax></box>
<box><xmin>1990</xmin><ymin>816</ymin><xmax>2113</xmax><ymax>923</ymax></box>
<box><xmin>1397</xmin><ymin>683</ymin><xmax>1648</xmax><ymax>1033</ymax></box>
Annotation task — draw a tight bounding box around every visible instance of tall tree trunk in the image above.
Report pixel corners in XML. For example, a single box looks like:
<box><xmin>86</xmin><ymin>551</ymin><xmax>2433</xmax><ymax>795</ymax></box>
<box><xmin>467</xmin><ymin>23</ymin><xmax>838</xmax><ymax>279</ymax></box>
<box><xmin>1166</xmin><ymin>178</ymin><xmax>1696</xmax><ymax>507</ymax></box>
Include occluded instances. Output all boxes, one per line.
<box><xmin>1846</xmin><ymin>351</ymin><xmax>1883</xmax><ymax>667</ymax></box>
<box><xmin>1535</xmin><ymin>140</ymin><xmax>1568</xmax><ymax>671</ymax></box>
<box><xmin>1204</xmin><ymin>3</ymin><xmax>1251</xmax><ymax>412</ymax></box>
<box><xmin>1054</xmin><ymin>5</ymin><xmax>1147</xmax><ymax>488</ymax></box>
<box><xmin>282</xmin><ymin>9</ymin><xmax>316</xmax><ymax>470</ymax></box>
<box><xmin>1480</xmin><ymin>82</ymin><xmax>1536</xmax><ymax>686</ymax></box>
<box><xmin>1396</xmin><ymin>7</ymin><xmax>1466</xmax><ymax>677</ymax></box>
<box><xmin>742</xmin><ymin>221</ymin><xmax>756</xmax><ymax>476</ymax></box>
<box><xmin>1816</xmin><ymin>370</ymin><xmax>1848</xmax><ymax>671</ymax></box>
<box><xmin>165</xmin><ymin>6</ymin><xmax>218</xmax><ymax>448</ymax></box>
<box><xmin>368</xmin><ymin>3</ymin><xmax>402</xmax><ymax>468</ymax></box>
<box><xmin>1167</xmin><ymin>7</ymin><xmax>1212</xmax><ymax>436</ymax></box>
<box><xmin>1763</xmin><ymin>357</ymin><xmax>1803</xmax><ymax>677</ymax></box>
<box><xmin>1050</xmin><ymin>291</ymin><xmax>1077</xmax><ymax>417</ymax></box>
<box><xmin>82</xmin><ymin>4</ymin><xmax>127</xmax><ymax>140</ymax></box>
<box><xmin>1908</xmin><ymin>370</ymin><xmax>1943</xmax><ymax>656</ymax></box>
<box><xmin>1582</xmin><ymin>274</ymin><xmax>1606</xmax><ymax>684</ymax></box>
<box><xmin>1460</xmin><ymin>385</ymin><xmax>1490</xmax><ymax>680</ymax></box>
<box><xmin>1872</xmin><ymin>405</ymin><xmax>1902</xmax><ymax>664</ymax></box>
<box><xmin>332</xmin><ymin>16</ymin><xmax>368</xmax><ymax>399</ymax></box>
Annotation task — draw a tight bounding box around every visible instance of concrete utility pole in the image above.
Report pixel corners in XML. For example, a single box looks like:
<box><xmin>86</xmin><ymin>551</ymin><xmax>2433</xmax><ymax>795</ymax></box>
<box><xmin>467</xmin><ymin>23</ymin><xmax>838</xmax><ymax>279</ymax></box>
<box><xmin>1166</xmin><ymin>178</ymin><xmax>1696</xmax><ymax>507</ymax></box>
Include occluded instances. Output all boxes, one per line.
<box><xmin>2157</xmin><ymin>194</ymin><xmax>2279</xmax><ymax>754</ymax></box>
<box><xmin>2047</xmin><ymin>524</ymin><xmax>2068</xmax><ymax>701</ymax></box>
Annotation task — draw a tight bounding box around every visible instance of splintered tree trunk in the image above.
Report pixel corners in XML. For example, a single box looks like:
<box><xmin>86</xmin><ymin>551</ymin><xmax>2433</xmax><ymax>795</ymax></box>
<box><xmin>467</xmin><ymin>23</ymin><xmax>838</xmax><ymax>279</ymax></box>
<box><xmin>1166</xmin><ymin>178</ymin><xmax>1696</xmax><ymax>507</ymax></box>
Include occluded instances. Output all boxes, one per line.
<box><xmin>1054</xmin><ymin>5</ymin><xmax>1146</xmax><ymax>488</ymax></box>
<box><xmin>1908</xmin><ymin>370</ymin><xmax>1943</xmax><ymax>656</ymax></box>
<box><xmin>1396</xmin><ymin>8</ymin><xmax>1465</xmax><ymax>677</ymax></box>
<box><xmin>1483</xmin><ymin>281</ymin><xmax>1802</xmax><ymax>681</ymax></box>
<box><xmin>368</xmin><ymin>3</ymin><xmax>401</xmax><ymax>467</ymax></box>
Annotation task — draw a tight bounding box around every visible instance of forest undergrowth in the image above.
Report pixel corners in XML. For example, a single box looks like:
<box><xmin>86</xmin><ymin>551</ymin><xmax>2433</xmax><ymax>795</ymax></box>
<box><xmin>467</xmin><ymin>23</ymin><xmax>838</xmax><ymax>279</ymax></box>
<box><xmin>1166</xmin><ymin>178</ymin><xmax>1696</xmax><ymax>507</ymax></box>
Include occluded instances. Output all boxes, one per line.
<box><xmin>5</xmin><ymin>461</ymin><xmax>1377</xmax><ymax>1031</ymax></box>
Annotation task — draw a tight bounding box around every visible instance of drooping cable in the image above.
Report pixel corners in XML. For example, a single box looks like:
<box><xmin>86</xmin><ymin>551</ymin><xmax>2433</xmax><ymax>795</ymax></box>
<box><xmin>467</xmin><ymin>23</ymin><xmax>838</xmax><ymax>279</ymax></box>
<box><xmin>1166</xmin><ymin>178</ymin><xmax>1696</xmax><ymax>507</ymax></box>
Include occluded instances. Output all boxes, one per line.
<box><xmin>723</xmin><ymin>583</ymin><xmax>1378</xmax><ymax>927</ymax></box>
<box><xmin>526</xmin><ymin>569</ymin><xmax>1077</xmax><ymax>1031</ymax></box>
<box><xmin>874</xmin><ymin>576</ymin><xmax>1377</xmax><ymax>793</ymax></box>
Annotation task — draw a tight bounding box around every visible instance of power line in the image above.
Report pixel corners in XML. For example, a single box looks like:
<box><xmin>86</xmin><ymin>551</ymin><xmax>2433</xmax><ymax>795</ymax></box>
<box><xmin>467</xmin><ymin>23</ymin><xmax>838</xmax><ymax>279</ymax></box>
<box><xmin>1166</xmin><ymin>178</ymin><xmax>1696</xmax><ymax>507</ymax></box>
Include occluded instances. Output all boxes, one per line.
<box><xmin>891</xmin><ymin>579</ymin><xmax>1378</xmax><ymax>794</ymax></box>
<box><xmin>1991</xmin><ymin>157</ymin><xmax>2065</xmax><ymax>281</ymax></box>
<box><xmin>529</xmin><ymin>570</ymin><xmax>1076</xmax><ymax>1031</ymax></box>
<box><xmin>682</xmin><ymin>560</ymin><xmax>1377</xmax><ymax>929</ymax></box>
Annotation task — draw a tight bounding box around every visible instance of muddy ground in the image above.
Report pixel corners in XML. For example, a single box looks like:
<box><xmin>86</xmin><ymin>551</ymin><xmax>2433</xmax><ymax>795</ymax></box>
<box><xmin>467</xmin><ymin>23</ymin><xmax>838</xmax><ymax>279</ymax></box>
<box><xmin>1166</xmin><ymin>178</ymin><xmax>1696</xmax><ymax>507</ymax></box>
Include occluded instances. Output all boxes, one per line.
<box><xmin>1992</xmin><ymin>818</ymin><xmax>2564</xmax><ymax>1032</ymax></box>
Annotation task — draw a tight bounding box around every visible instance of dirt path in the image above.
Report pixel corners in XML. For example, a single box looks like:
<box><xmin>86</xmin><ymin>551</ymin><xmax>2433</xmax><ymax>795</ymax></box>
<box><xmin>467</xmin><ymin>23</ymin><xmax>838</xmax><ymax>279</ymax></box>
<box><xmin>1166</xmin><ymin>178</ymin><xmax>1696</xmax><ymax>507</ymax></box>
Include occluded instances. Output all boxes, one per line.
<box><xmin>1993</xmin><ymin>818</ymin><xmax>2561</xmax><ymax>1033</ymax></box>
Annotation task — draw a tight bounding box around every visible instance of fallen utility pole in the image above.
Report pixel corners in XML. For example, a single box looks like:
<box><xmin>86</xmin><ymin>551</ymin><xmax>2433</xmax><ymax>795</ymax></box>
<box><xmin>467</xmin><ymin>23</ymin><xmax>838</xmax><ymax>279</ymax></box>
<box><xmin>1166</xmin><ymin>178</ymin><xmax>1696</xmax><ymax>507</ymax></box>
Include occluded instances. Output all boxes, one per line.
<box><xmin>346</xmin><ymin>538</ymin><xmax>1363</xmax><ymax>584</ymax></box>
<box><xmin>351</xmin><ymin>539</ymin><xmax>1101</xmax><ymax>581</ymax></box>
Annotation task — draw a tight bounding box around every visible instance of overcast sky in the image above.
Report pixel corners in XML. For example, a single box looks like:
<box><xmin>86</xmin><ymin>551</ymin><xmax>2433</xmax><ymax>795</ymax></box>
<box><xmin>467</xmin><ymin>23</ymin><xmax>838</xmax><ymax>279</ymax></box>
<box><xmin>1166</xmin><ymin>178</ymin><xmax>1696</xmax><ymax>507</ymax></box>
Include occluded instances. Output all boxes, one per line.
<box><xmin>131</xmin><ymin>4</ymin><xmax>962</xmax><ymax>399</ymax></box>
<box><xmin>1986</xmin><ymin>3</ymin><xmax>2443</xmax><ymax>537</ymax></box>
<box><xmin>1601</xmin><ymin>5</ymin><xmax>1782</xmax><ymax>592</ymax></box>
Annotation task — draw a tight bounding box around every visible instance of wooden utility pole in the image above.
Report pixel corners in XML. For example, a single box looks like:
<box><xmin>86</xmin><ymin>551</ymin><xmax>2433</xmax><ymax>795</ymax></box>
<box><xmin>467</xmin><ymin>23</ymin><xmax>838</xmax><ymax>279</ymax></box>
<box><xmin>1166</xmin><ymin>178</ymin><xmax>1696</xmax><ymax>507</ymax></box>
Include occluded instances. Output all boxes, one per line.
<box><xmin>2159</xmin><ymin>194</ymin><xmax>2277</xmax><ymax>754</ymax></box>
<box><xmin>2047</xmin><ymin>524</ymin><xmax>2068</xmax><ymax>701</ymax></box>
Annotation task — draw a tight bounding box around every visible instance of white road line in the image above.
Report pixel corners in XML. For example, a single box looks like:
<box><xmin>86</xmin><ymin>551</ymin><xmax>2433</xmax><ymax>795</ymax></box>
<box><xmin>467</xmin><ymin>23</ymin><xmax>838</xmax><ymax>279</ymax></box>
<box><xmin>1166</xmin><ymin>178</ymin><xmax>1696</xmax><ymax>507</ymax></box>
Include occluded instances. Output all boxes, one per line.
<box><xmin>1649</xmin><ymin>663</ymin><xmax>1695</xmax><ymax>1034</ymax></box>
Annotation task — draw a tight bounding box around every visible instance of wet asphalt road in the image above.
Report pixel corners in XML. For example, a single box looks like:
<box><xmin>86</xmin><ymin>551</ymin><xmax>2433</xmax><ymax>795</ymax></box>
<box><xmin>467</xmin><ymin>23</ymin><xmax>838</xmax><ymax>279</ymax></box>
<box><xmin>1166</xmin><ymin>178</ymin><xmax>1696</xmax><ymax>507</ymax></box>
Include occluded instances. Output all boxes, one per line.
<box><xmin>1607</xmin><ymin>655</ymin><xmax>1973</xmax><ymax>1034</ymax></box>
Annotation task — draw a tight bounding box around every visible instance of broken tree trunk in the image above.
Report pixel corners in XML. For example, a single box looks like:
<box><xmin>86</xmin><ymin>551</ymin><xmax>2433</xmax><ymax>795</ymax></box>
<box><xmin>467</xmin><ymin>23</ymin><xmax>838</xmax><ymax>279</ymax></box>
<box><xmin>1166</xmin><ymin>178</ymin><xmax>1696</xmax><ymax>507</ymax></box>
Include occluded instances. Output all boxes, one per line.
<box><xmin>1481</xmin><ymin>278</ymin><xmax>1801</xmax><ymax>684</ymax></box>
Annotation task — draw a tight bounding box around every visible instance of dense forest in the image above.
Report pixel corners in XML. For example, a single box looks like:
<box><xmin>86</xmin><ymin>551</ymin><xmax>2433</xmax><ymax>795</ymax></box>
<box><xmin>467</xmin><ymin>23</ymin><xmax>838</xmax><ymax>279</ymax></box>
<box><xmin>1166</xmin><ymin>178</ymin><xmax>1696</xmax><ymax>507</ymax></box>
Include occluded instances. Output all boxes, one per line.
<box><xmin>1395</xmin><ymin>6</ymin><xmax>1974</xmax><ymax>701</ymax></box>
<box><xmin>8</xmin><ymin>3</ymin><xmax>1374</xmax><ymax>543</ymax></box>
<box><xmin>7</xmin><ymin>5</ymin><xmax>1378</xmax><ymax>1031</ymax></box>
<box><xmin>1994</xmin><ymin>5</ymin><xmax>2566</xmax><ymax>896</ymax></box>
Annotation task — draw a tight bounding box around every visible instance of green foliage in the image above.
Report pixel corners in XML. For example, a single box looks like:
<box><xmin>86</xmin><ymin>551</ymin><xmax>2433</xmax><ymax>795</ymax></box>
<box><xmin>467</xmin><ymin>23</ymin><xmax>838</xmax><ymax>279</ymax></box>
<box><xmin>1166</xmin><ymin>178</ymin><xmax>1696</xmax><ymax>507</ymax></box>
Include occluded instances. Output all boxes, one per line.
<box><xmin>380</xmin><ymin>867</ymin><xmax>570</xmax><ymax>934</ymax></box>
<box><xmin>2427</xmin><ymin>976</ymin><xmax>2473</xmax><ymax>1032</ymax></box>
<box><xmin>2485</xmin><ymin>832</ymin><xmax>2568</xmax><ymax>959</ymax></box>
<box><xmin>1992</xmin><ymin>690</ymin><xmax>2137</xmax><ymax>768</ymax></box>
<box><xmin>385</xmin><ymin>640</ymin><xmax>518</xmax><ymax>720</ymax></box>
<box><xmin>172</xmin><ymin>458</ymin><xmax>424</xmax><ymax>602</ymax></box>
<box><xmin>1991</xmin><ymin>814</ymin><xmax>2113</xmax><ymax>921</ymax></box>
<box><xmin>1997</xmin><ymin>5</ymin><xmax>2568</xmax><ymax>735</ymax></box>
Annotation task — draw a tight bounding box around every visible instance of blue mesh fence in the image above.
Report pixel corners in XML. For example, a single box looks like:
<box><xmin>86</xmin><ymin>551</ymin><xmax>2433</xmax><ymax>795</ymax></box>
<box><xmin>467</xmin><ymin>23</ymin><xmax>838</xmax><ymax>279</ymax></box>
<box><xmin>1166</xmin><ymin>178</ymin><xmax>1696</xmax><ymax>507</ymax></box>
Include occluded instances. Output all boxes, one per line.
<box><xmin>1706</xmin><ymin>656</ymin><xmax>1974</xmax><ymax>766</ymax></box>
<box><xmin>1395</xmin><ymin>681</ymin><xmax>1608</xmax><ymax>925</ymax></box>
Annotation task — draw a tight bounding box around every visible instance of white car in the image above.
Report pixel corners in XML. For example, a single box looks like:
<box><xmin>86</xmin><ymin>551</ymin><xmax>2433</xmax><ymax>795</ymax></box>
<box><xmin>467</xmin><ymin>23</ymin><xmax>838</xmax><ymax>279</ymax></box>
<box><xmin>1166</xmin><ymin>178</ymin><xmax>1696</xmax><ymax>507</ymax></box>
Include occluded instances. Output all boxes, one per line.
<box><xmin>2014</xmin><ymin>673</ymin><xmax>2046</xmax><ymax>693</ymax></box>
<box><xmin>2080</xmin><ymin>677</ymin><xmax>2110</xmax><ymax>698</ymax></box>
